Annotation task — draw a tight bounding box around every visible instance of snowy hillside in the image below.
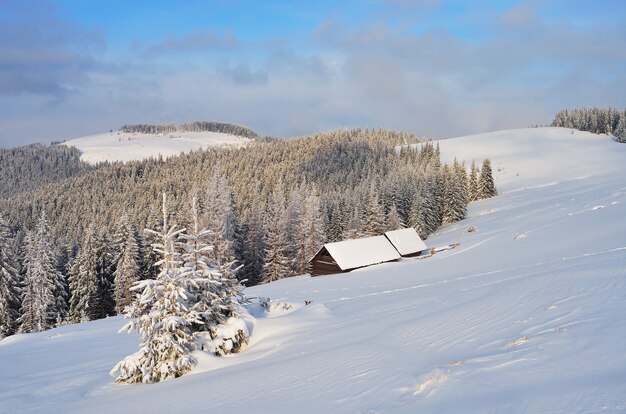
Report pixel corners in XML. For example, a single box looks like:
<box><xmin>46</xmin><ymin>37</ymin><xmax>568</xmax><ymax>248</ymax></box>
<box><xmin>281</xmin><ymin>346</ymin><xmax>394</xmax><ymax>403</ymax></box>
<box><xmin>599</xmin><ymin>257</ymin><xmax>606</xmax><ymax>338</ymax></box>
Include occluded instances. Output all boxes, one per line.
<box><xmin>2</xmin><ymin>127</ymin><xmax>626</xmax><ymax>413</ymax></box>
<box><xmin>62</xmin><ymin>130</ymin><xmax>252</xmax><ymax>164</ymax></box>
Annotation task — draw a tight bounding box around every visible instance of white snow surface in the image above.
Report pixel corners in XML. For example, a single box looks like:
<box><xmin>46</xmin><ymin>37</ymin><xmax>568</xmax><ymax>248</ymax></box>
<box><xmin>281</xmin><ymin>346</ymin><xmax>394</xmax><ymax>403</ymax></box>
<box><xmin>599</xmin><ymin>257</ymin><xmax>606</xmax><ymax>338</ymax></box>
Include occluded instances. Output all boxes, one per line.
<box><xmin>385</xmin><ymin>228</ymin><xmax>428</xmax><ymax>256</ymax></box>
<box><xmin>2</xmin><ymin>127</ymin><xmax>626</xmax><ymax>413</ymax></box>
<box><xmin>324</xmin><ymin>235</ymin><xmax>402</xmax><ymax>270</ymax></box>
<box><xmin>62</xmin><ymin>130</ymin><xmax>252</xmax><ymax>164</ymax></box>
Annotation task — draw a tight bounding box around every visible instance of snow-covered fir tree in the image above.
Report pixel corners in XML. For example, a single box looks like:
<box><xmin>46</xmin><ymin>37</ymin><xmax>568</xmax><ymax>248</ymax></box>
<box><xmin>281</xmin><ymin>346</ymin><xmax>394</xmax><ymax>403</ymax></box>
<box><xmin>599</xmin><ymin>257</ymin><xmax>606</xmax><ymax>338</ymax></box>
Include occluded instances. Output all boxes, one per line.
<box><xmin>615</xmin><ymin>115</ymin><xmax>626</xmax><ymax>143</ymax></box>
<box><xmin>442</xmin><ymin>162</ymin><xmax>467</xmax><ymax>225</ymax></box>
<box><xmin>68</xmin><ymin>223</ymin><xmax>114</xmax><ymax>322</ymax></box>
<box><xmin>364</xmin><ymin>186</ymin><xmax>385</xmax><ymax>236</ymax></box>
<box><xmin>285</xmin><ymin>185</ymin><xmax>304</xmax><ymax>276</ymax></box>
<box><xmin>113</xmin><ymin>214</ymin><xmax>142</xmax><ymax>313</ymax></box>
<box><xmin>0</xmin><ymin>216</ymin><xmax>21</xmax><ymax>337</ymax></box>
<box><xmin>300</xmin><ymin>185</ymin><xmax>325</xmax><ymax>268</ymax></box>
<box><xmin>18</xmin><ymin>211</ymin><xmax>68</xmax><ymax>333</ymax></box>
<box><xmin>468</xmin><ymin>160</ymin><xmax>480</xmax><ymax>202</ymax></box>
<box><xmin>181</xmin><ymin>192</ymin><xmax>249</xmax><ymax>356</ymax></box>
<box><xmin>262</xmin><ymin>185</ymin><xmax>291</xmax><ymax>283</ymax></box>
<box><xmin>141</xmin><ymin>208</ymin><xmax>161</xmax><ymax>280</ymax></box>
<box><xmin>479</xmin><ymin>158</ymin><xmax>497</xmax><ymax>199</ymax></box>
<box><xmin>385</xmin><ymin>202</ymin><xmax>405</xmax><ymax>231</ymax></box>
<box><xmin>239</xmin><ymin>185</ymin><xmax>265</xmax><ymax>286</ymax></box>
<box><xmin>110</xmin><ymin>194</ymin><xmax>198</xmax><ymax>384</ymax></box>
<box><xmin>342</xmin><ymin>204</ymin><xmax>364</xmax><ymax>240</ymax></box>
<box><xmin>204</xmin><ymin>167</ymin><xmax>236</xmax><ymax>265</ymax></box>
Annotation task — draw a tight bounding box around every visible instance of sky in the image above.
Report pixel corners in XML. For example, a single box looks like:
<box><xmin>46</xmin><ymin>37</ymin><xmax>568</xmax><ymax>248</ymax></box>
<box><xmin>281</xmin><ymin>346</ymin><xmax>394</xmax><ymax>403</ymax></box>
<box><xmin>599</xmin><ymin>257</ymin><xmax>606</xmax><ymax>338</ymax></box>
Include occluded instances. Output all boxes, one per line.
<box><xmin>0</xmin><ymin>0</ymin><xmax>625</xmax><ymax>147</ymax></box>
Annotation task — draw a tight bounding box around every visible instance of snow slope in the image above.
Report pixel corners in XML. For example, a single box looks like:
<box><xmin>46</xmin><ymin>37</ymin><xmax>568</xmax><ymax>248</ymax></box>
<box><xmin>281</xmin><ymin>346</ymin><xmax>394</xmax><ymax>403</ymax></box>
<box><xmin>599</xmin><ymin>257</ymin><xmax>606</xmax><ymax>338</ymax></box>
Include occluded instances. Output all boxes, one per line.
<box><xmin>2</xmin><ymin>127</ymin><xmax>626</xmax><ymax>413</ymax></box>
<box><xmin>62</xmin><ymin>130</ymin><xmax>252</xmax><ymax>164</ymax></box>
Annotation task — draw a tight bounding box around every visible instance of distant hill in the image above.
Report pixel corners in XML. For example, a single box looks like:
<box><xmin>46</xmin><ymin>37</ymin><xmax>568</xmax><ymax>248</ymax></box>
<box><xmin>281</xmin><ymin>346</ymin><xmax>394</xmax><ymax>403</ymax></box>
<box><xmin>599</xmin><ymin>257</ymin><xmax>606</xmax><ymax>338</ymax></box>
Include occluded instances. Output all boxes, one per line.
<box><xmin>63</xmin><ymin>121</ymin><xmax>262</xmax><ymax>165</ymax></box>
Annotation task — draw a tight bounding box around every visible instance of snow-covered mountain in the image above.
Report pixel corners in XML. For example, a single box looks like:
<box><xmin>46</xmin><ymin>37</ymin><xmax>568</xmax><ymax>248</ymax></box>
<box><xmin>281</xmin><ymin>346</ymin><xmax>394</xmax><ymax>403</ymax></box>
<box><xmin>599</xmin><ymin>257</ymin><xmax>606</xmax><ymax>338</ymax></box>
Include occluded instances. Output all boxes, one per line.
<box><xmin>62</xmin><ymin>130</ymin><xmax>253</xmax><ymax>164</ymax></box>
<box><xmin>2</xmin><ymin>127</ymin><xmax>625</xmax><ymax>413</ymax></box>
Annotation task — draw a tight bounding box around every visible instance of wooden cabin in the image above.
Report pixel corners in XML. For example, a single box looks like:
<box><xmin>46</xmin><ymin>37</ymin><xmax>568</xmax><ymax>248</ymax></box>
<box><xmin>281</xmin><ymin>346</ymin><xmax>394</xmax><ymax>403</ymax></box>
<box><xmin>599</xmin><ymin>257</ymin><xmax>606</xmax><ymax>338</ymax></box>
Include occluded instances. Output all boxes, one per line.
<box><xmin>309</xmin><ymin>235</ymin><xmax>401</xmax><ymax>276</ymax></box>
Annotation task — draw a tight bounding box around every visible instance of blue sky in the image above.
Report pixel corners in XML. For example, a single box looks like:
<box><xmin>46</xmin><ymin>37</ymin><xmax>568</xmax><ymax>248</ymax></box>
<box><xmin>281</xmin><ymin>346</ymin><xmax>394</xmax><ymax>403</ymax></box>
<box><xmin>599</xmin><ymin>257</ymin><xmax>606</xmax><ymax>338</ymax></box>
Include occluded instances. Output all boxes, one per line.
<box><xmin>1</xmin><ymin>0</ymin><xmax>625</xmax><ymax>146</ymax></box>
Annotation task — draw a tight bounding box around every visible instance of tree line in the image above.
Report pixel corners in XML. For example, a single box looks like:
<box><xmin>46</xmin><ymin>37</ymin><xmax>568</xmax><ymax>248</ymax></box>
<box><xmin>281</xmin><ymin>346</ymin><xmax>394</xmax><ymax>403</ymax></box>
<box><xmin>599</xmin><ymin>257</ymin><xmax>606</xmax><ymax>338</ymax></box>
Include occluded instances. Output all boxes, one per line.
<box><xmin>551</xmin><ymin>107</ymin><xmax>626</xmax><ymax>143</ymax></box>
<box><xmin>120</xmin><ymin>121</ymin><xmax>262</xmax><ymax>140</ymax></box>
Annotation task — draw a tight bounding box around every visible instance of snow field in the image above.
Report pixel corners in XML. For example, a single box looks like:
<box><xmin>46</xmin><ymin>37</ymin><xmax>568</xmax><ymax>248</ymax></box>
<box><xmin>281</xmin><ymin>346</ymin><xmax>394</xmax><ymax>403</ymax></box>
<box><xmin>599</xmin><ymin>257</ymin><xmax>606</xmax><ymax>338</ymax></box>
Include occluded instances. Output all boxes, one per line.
<box><xmin>62</xmin><ymin>130</ymin><xmax>252</xmax><ymax>164</ymax></box>
<box><xmin>2</xmin><ymin>127</ymin><xmax>626</xmax><ymax>413</ymax></box>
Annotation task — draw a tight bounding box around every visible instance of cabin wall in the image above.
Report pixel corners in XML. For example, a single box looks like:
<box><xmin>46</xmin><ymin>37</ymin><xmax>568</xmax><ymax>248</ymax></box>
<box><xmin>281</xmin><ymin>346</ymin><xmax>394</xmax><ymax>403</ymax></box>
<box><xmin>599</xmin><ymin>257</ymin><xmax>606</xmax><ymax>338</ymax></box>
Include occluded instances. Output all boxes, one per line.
<box><xmin>310</xmin><ymin>253</ymin><xmax>344</xmax><ymax>276</ymax></box>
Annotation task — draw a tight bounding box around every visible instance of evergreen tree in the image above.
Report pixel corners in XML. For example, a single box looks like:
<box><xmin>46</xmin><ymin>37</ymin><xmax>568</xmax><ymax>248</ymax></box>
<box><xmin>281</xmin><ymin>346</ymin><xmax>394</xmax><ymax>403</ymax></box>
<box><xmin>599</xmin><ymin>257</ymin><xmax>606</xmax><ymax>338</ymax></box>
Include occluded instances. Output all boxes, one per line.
<box><xmin>262</xmin><ymin>185</ymin><xmax>291</xmax><ymax>283</ymax></box>
<box><xmin>18</xmin><ymin>211</ymin><xmax>67</xmax><ymax>332</ymax></box>
<box><xmin>364</xmin><ymin>186</ymin><xmax>385</xmax><ymax>236</ymax></box>
<box><xmin>0</xmin><ymin>216</ymin><xmax>20</xmax><ymax>337</ymax></box>
<box><xmin>342</xmin><ymin>204</ymin><xmax>364</xmax><ymax>240</ymax></box>
<box><xmin>68</xmin><ymin>223</ymin><xmax>114</xmax><ymax>322</ymax></box>
<box><xmin>385</xmin><ymin>202</ymin><xmax>405</xmax><ymax>231</ymax></box>
<box><xmin>181</xmin><ymin>193</ymin><xmax>249</xmax><ymax>355</ymax></box>
<box><xmin>468</xmin><ymin>160</ymin><xmax>480</xmax><ymax>202</ymax></box>
<box><xmin>479</xmin><ymin>158</ymin><xmax>497</xmax><ymax>199</ymax></box>
<box><xmin>113</xmin><ymin>215</ymin><xmax>141</xmax><ymax>314</ymax></box>
<box><xmin>285</xmin><ymin>185</ymin><xmax>304</xmax><ymax>276</ymax></box>
<box><xmin>110</xmin><ymin>194</ymin><xmax>198</xmax><ymax>384</ymax></box>
<box><xmin>141</xmin><ymin>208</ymin><xmax>161</xmax><ymax>280</ymax></box>
<box><xmin>239</xmin><ymin>186</ymin><xmax>266</xmax><ymax>286</ymax></box>
<box><xmin>302</xmin><ymin>186</ymin><xmax>326</xmax><ymax>261</ymax></box>
<box><xmin>204</xmin><ymin>168</ymin><xmax>236</xmax><ymax>265</ymax></box>
<box><xmin>442</xmin><ymin>162</ymin><xmax>467</xmax><ymax>225</ymax></box>
<box><xmin>615</xmin><ymin>115</ymin><xmax>626</xmax><ymax>143</ymax></box>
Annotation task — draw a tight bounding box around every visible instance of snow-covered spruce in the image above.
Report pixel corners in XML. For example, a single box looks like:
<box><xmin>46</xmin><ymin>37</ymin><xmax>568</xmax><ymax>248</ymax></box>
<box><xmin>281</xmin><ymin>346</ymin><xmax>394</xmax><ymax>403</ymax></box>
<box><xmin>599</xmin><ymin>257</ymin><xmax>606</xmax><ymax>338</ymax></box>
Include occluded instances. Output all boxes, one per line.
<box><xmin>112</xmin><ymin>214</ymin><xmax>142</xmax><ymax>314</ymax></box>
<box><xmin>68</xmin><ymin>222</ymin><xmax>115</xmax><ymax>323</ymax></box>
<box><xmin>110</xmin><ymin>193</ymin><xmax>249</xmax><ymax>384</ymax></box>
<box><xmin>0</xmin><ymin>215</ymin><xmax>21</xmax><ymax>338</ymax></box>
<box><xmin>110</xmin><ymin>195</ymin><xmax>199</xmax><ymax>384</ymax></box>
<box><xmin>180</xmin><ymin>191</ymin><xmax>249</xmax><ymax>356</ymax></box>
<box><xmin>17</xmin><ymin>211</ymin><xmax>68</xmax><ymax>333</ymax></box>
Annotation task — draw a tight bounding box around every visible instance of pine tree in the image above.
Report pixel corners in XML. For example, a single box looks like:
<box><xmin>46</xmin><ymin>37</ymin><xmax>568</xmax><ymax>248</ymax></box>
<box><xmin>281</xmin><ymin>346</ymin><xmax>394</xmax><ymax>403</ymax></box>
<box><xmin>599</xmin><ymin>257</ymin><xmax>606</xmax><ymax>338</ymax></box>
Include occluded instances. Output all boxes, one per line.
<box><xmin>385</xmin><ymin>202</ymin><xmax>405</xmax><ymax>231</ymax></box>
<box><xmin>284</xmin><ymin>185</ymin><xmax>304</xmax><ymax>276</ymax></box>
<box><xmin>615</xmin><ymin>115</ymin><xmax>626</xmax><ymax>143</ymax></box>
<box><xmin>110</xmin><ymin>194</ymin><xmax>198</xmax><ymax>384</ymax></box>
<box><xmin>113</xmin><ymin>215</ymin><xmax>141</xmax><ymax>314</ymax></box>
<box><xmin>239</xmin><ymin>186</ymin><xmax>266</xmax><ymax>286</ymax></box>
<box><xmin>142</xmin><ymin>208</ymin><xmax>161</xmax><ymax>280</ymax></box>
<box><xmin>68</xmin><ymin>223</ymin><xmax>114</xmax><ymax>322</ymax></box>
<box><xmin>342</xmin><ymin>203</ymin><xmax>364</xmax><ymax>240</ymax></box>
<box><xmin>364</xmin><ymin>186</ymin><xmax>385</xmax><ymax>236</ymax></box>
<box><xmin>262</xmin><ymin>185</ymin><xmax>291</xmax><ymax>283</ymax></box>
<box><xmin>468</xmin><ymin>160</ymin><xmax>480</xmax><ymax>202</ymax></box>
<box><xmin>180</xmin><ymin>192</ymin><xmax>249</xmax><ymax>356</ymax></box>
<box><xmin>18</xmin><ymin>211</ymin><xmax>67</xmax><ymax>332</ymax></box>
<box><xmin>0</xmin><ymin>216</ymin><xmax>20</xmax><ymax>337</ymax></box>
<box><xmin>303</xmin><ymin>186</ymin><xmax>326</xmax><ymax>258</ymax></box>
<box><xmin>204</xmin><ymin>168</ymin><xmax>236</xmax><ymax>265</ymax></box>
<box><xmin>443</xmin><ymin>161</ymin><xmax>468</xmax><ymax>225</ymax></box>
<box><xmin>479</xmin><ymin>158</ymin><xmax>497</xmax><ymax>199</ymax></box>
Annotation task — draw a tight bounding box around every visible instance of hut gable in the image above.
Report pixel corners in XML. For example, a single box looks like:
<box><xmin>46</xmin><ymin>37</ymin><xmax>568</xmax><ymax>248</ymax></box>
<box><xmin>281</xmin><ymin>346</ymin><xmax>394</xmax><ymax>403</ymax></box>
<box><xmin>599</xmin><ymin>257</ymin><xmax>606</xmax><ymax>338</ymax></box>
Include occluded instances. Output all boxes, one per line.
<box><xmin>310</xmin><ymin>235</ymin><xmax>401</xmax><ymax>276</ymax></box>
<box><xmin>384</xmin><ymin>228</ymin><xmax>428</xmax><ymax>257</ymax></box>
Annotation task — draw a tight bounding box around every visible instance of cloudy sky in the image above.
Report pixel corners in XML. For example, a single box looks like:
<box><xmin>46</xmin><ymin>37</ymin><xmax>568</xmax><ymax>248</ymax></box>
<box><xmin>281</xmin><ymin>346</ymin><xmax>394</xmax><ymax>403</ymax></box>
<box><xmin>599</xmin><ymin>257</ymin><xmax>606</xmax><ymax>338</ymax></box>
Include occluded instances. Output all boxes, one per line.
<box><xmin>1</xmin><ymin>0</ymin><xmax>625</xmax><ymax>146</ymax></box>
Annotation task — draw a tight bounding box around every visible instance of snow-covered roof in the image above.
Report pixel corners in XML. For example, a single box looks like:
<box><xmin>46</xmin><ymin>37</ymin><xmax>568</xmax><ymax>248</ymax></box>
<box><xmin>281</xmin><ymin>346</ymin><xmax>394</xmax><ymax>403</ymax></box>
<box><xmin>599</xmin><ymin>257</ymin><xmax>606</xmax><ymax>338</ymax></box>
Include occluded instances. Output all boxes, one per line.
<box><xmin>324</xmin><ymin>236</ymin><xmax>401</xmax><ymax>271</ymax></box>
<box><xmin>384</xmin><ymin>228</ymin><xmax>428</xmax><ymax>256</ymax></box>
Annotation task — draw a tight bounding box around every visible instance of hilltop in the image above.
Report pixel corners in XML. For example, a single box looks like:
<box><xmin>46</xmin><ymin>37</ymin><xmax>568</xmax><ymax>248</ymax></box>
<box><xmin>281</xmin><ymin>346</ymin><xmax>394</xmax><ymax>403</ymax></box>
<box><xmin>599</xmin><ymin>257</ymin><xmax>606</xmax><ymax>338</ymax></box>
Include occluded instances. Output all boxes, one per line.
<box><xmin>63</xmin><ymin>127</ymin><xmax>255</xmax><ymax>165</ymax></box>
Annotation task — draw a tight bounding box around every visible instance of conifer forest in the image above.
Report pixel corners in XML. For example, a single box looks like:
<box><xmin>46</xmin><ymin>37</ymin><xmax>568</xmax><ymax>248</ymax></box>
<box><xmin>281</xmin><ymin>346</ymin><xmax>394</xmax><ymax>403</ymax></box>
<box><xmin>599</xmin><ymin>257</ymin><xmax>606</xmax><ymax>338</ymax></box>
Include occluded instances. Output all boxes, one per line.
<box><xmin>0</xmin><ymin>125</ymin><xmax>498</xmax><ymax>342</ymax></box>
